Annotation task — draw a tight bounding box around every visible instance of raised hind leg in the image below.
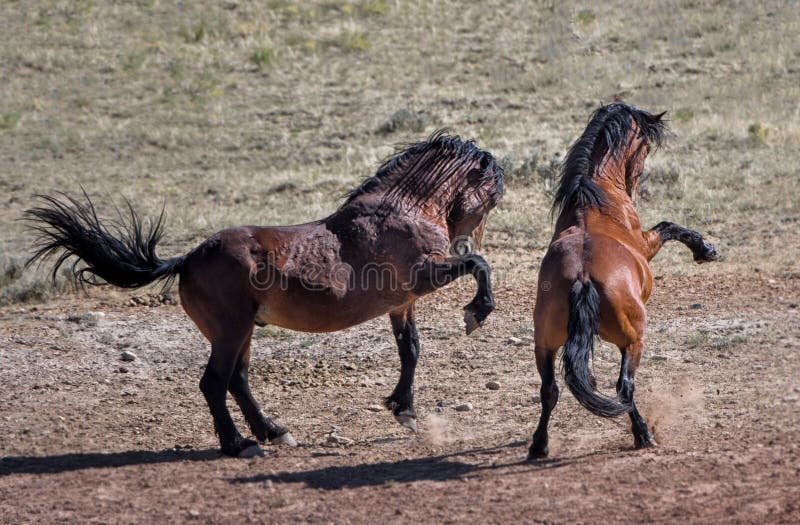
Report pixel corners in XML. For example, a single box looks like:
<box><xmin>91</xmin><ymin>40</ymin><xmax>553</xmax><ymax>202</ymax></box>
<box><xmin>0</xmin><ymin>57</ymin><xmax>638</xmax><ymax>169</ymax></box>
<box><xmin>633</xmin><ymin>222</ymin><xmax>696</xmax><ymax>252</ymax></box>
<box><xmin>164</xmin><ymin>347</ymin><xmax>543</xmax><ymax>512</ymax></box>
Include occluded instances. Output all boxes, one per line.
<box><xmin>385</xmin><ymin>305</ymin><xmax>420</xmax><ymax>431</ymax></box>
<box><xmin>228</xmin><ymin>334</ymin><xmax>297</xmax><ymax>447</ymax></box>
<box><xmin>616</xmin><ymin>341</ymin><xmax>655</xmax><ymax>449</ymax></box>
<box><xmin>529</xmin><ymin>346</ymin><xmax>559</xmax><ymax>459</ymax></box>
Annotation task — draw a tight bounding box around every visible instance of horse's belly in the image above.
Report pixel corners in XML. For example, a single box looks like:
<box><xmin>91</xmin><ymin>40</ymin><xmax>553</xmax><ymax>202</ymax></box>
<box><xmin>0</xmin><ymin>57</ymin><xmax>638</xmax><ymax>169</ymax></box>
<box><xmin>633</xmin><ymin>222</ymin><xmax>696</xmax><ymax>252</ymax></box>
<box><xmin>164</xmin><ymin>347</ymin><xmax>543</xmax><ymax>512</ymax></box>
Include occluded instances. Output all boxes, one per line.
<box><xmin>255</xmin><ymin>288</ymin><xmax>413</xmax><ymax>333</ymax></box>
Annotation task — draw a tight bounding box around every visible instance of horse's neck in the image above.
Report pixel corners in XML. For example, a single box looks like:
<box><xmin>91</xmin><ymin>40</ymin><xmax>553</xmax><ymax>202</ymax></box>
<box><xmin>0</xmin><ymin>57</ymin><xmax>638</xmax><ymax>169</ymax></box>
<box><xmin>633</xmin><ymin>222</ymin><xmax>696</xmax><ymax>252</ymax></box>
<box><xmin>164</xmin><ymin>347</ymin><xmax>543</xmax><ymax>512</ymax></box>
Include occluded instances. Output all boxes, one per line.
<box><xmin>594</xmin><ymin>177</ymin><xmax>642</xmax><ymax>232</ymax></box>
<box><xmin>335</xmin><ymin>190</ymin><xmax>449</xmax><ymax>228</ymax></box>
<box><xmin>554</xmin><ymin>182</ymin><xmax>640</xmax><ymax>237</ymax></box>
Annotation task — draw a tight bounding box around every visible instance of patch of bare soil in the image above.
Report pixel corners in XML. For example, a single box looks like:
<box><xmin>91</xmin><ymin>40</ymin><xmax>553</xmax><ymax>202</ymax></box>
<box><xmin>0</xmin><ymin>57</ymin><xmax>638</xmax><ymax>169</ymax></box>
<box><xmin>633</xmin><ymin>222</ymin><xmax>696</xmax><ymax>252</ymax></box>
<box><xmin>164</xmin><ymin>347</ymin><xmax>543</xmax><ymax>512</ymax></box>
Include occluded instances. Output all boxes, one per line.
<box><xmin>0</xmin><ymin>274</ymin><xmax>798</xmax><ymax>524</ymax></box>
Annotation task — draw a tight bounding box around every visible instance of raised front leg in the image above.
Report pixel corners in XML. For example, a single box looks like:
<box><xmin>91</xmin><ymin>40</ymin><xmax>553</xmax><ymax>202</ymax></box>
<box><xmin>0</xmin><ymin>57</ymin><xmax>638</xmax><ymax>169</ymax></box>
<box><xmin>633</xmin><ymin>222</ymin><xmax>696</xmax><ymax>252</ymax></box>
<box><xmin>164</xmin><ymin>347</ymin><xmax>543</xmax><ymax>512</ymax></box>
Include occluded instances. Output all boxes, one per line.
<box><xmin>385</xmin><ymin>306</ymin><xmax>420</xmax><ymax>431</ymax></box>
<box><xmin>643</xmin><ymin>221</ymin><xmax>720</xmax><ymax>263</ymax></box>
<box><xmin>414</xmin><ymin>253</ymin><xmax>495</xmax><ymax>334</ymax></box>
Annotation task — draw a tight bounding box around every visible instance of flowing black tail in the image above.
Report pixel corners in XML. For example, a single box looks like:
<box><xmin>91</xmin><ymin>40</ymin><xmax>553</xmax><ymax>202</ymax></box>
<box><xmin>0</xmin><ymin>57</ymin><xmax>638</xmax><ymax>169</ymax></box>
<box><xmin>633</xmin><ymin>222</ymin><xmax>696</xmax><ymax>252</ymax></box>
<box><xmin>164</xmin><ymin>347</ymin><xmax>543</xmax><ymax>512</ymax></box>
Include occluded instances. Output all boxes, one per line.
<box><xmin>24</xmin><ymin>192</ymin><xmax>184</xmax><ymax>290</ymax></box>
<box><xmin>562</xmin><ymin>280</ymin><xmax>631</xmax><ymax>418</ymax></box>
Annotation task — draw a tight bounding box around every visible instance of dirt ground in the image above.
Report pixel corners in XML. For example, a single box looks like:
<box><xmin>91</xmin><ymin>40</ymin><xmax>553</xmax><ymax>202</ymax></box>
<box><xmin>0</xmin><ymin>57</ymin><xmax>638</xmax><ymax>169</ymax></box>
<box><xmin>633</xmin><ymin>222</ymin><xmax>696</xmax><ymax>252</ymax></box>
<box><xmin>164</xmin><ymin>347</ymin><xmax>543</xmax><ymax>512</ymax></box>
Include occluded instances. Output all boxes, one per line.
<box><xmin>1</xmin><ymin>272</ymin><xmax>798</xmax><ymax>524</ymax></box>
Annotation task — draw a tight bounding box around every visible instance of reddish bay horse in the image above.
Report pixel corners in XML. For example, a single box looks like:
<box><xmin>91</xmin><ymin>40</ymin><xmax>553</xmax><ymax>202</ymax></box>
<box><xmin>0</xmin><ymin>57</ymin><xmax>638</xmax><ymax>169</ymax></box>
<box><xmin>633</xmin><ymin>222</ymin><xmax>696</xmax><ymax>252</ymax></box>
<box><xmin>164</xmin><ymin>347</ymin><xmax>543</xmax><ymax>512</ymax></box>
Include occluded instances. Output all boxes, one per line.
<box><xmin>26</xmin><ymin>132</ymin><xmax>504</xmax><ymax>457</ymax></box>
<box><xmin>529</xmin><ymin>103</ymin><xmax>719</xmax><ymax>459</ymax></box>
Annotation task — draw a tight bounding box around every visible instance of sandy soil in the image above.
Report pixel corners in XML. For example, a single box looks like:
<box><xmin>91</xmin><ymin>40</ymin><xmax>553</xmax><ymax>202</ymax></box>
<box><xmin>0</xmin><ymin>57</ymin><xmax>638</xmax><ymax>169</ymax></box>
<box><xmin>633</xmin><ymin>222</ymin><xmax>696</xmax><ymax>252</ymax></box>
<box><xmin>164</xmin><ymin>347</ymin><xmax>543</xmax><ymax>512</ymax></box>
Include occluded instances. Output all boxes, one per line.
<box><xmin>1</xmin><ymin>273</ymin><xmax>798</xmax><ymax>524</ymax></box>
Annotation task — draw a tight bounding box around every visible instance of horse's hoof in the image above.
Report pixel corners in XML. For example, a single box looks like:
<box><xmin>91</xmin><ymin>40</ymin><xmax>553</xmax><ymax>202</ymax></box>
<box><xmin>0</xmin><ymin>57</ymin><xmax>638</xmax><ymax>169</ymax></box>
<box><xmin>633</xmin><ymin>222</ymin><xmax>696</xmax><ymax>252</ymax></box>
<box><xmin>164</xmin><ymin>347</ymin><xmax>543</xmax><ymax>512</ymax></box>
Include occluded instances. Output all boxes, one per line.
<box><xmin>634</xmin><ymin>435</ymin><xmax>657</xmax><ymax>449</ymax></box>
<box><xmin>463</xmin><ymin>311</ymin><xmax>481</xmax><ymax>335</ymax></box>
<box><xmin>238</xmin><ymin>444</ymin><xmax>265</xmax><ymax>458</ymax></box>
<box><xmin>527</xmin><ymin>445</ymin><xmax>549</xmax><ymax>460</ymax></box>
<box><xmin>695</xmin><ymin>242</ymin><xmax>720</xmax><ymax>264</ymax></box>
<box><xmin>270</xmin><ymin>432</ymin><xmax>298</xmax><ymax>447</ymax></box>
<box><xmin>394</xmin><ymin>410</ymin><xmax>418</xmax><ymax>432</ymax></box>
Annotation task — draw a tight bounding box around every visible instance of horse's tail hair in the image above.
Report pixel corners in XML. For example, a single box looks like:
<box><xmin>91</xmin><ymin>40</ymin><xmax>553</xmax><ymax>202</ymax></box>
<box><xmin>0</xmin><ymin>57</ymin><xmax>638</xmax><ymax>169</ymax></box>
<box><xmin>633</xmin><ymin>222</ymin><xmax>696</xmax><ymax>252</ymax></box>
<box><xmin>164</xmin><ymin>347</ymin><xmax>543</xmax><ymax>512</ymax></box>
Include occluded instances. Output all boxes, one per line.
<box><xmin>562</xmin><ymin>280</ymin><xmax>632</xmax><ymax>418</ymax></box>
<box><xmin>24</xmin><ymin>191</ymin><xmax>184</xmax><ymax>290</ymax></box>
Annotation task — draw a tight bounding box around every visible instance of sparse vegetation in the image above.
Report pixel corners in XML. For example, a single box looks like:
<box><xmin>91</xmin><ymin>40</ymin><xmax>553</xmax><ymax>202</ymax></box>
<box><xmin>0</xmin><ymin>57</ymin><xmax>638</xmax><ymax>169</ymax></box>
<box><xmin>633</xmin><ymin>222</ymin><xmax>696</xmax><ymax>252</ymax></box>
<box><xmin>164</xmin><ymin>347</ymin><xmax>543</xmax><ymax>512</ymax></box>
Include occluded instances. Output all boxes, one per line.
<box><xmin>324</xmin><ymin>28</ymin><xmax>371</xmax><ymax>52</ymax></box>
<box><xmin>250</xmin><ymin>46</ymin><xmax>278</xmax><ymax>69</ymax></box>
<box><xmin>686</xmin><ymin>331</ymin><xmax>710</xmax><ymax>348</ymax></box>
<box><xmin>673</xmin><ymin>108</ymin><xmax>694</xmax><ymax>124</ymax></box>
<box><xmin>747</xmin><ymin>122</ymin><xmax>770</xmax><ymax>145</ymax></box>
<box><xmin>640</xmin><ymin>163</ymin><xmax>682</xmax><ymax>202</ymax></box>
<box><xmin>0</xmin><ymin>0</ymin><xmax>797</xmax><ymax>307</ymax></box>
<box><xmin>0</xmin><ymin>111</ymin><xmax>21</xmax><ymax>130</ymax></box>
<box><xmin>575</xmin><ymin>9</ymin><xmax>596</xmax><ymax>25</ymax></box>
<box><xmin>379</xmin><ymin>108</ymin><xmax>428</xmax><ymax>134</ymax></box>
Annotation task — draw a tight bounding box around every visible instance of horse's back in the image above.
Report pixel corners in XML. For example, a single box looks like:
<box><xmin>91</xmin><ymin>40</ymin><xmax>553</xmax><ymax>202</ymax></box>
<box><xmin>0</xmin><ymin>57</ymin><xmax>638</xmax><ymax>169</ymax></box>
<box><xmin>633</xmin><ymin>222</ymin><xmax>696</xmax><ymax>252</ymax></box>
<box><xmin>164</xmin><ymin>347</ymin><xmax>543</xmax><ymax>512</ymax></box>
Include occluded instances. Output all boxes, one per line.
<box><xmin>535</xmin><ymin>228</ymin><xmax>650</xmax><ymax>349</ymax></box>
<box><xmin>585</xmin><ymin>234</ymin><xmax>650</xmax><ymax>346</ymax></box>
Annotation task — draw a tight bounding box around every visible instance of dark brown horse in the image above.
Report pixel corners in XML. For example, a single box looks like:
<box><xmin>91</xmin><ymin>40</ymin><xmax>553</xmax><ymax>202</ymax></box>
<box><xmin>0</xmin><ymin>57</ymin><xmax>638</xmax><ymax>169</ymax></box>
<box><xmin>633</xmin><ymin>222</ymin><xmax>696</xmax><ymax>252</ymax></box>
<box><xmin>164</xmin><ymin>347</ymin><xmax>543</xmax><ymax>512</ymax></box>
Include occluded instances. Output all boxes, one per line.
<box><xmin>26</xmin><ymin>131</ymin><xmax>505</xmax><ymax>457</ymax></box>
<box><xmin>529</xmin><ymin>103</ymin><xmax>719</xmax><ymax>459</ymax></box>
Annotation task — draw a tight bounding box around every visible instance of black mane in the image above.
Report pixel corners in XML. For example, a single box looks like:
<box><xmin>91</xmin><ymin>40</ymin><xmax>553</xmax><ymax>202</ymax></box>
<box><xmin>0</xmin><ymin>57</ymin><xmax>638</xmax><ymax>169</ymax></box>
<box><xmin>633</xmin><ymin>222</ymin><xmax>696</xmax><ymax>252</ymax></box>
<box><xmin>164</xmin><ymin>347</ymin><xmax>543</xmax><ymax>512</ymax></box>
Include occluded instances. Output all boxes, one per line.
<box><xmin>343</xmin><ymin>129</ymin><xmax>504</xmax><ymax>213</ymax></box>
<box><xmin>551</xmin><ymin>102</ymin><xmax>666</xmax><ymax>217</ymax></box>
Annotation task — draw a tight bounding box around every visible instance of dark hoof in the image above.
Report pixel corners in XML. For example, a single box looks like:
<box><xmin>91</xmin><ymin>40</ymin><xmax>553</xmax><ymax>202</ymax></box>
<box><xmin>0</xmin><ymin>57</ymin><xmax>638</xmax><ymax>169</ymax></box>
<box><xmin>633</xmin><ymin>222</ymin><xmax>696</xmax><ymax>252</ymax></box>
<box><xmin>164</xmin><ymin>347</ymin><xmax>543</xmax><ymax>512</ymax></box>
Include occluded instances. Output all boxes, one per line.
<box><xmin>634</xmin><ymin>433</ymin><xmax>657</xmax><ymax>449</ymax></box>
<box><xmin>464</xmin><ymin>310</ymin><xmax>481</xmax><ymax>335</ymax></box>
<box><xmin>221</xmin><ymin>437</ymin><xmax>259</xmax><ymax>457</ymax></box>
<box><xmin>527</xmin><ymin>444</ymin><xmax>549</xmax><ymax>460</ymax></box>
<box><xmin>463</xmin><ymin>298</ymin><xmax>495</xmax><ymax>335</ymax></box>
<box><xmin>694</xmin><ymin>242</ymin><xmax>720</xmax><ymax>264</ymax></box>
<box><xmin>239</xmin><ymin>444</ymin><xmax>265</xmax><ymax>458</ymax></box>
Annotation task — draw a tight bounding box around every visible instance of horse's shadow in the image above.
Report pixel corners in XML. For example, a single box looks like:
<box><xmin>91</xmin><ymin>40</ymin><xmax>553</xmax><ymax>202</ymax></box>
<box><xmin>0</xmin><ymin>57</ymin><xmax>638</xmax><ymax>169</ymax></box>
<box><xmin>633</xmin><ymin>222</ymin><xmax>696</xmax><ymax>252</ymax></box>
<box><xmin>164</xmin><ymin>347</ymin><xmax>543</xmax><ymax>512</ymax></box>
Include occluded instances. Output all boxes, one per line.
<box><xmin>230</xmin><ymin>441</ymin><xmax>574</xmax><ymax>490</ymax></box>
<box><xmin>1</xmin><ymin>442</ymin><xmax>579</xmax><ymax>487</ymax></box>
<box><xmin>0</xmin><ymin>448</ymin><xmax>219</xmax><ymax>476</ymax></box>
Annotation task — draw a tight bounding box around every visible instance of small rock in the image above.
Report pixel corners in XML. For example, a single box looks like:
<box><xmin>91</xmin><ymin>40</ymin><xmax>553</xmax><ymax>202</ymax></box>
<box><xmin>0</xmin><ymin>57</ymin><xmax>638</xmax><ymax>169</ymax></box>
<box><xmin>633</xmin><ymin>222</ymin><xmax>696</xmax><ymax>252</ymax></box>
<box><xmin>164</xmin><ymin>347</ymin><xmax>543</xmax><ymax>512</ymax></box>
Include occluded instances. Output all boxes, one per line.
<box><xmin>327</xmin><ymin>433</ymin><xmax>353</xmax><ymax>445</ymax></box>
<box><xmin>649</xmin><ymin>355</ymin><xmax>668</xmax><ymax>361</ymax></box>
<box><xmin>507</xmin><ymin>336</ymin><xmax>525</xmax><ymax>346</ymax></box>
<box><xmin>531</xmin><ymin>394</ymin><xmax>541</xmax><ymax>403</ymax></box>
<box><xmin>485</xmin><ymin>381</ymin><xmax>501</xmax><ymax>390</ymax></box>
<box><xmin>342</xmin><ymin>363</ymin><xmax>357</xmax><ymax>371</ymax></box>
<box><xmin>436</xmin><ymin>400</ymin><xmax>449</xmax><ymax>408</ymax></box>
<box><xmin>454</xmin><ymin>402</ymin><xmax>473</xmax><ymax>412</ymax></box>
<box><xmin>366</xmin><ymin>405</ymin><xmax>383</xmax><ymax>412</ymax></box>
<box><xmin>121</xmin><ymin>351</ymin><xmax>137</xmax><ymax>362</ymax></box>
<box><xmin>782</xmin><ymin>395</ymin><xmax>798</xmax><ymax>403</ymax></box>
<box><xmin>374</xmin><ymin>379</ymin><xmax>387</xmax><ymax>386</ymax></box>
<box><xmin>690</xmin><ymin>303</ymin><xmax>703</xmax><ymax>310</ymax></box>
<box><xmin>118</xmin><ymin>366</ymin><xmax>129</xmax><ymax>373</ymax></box>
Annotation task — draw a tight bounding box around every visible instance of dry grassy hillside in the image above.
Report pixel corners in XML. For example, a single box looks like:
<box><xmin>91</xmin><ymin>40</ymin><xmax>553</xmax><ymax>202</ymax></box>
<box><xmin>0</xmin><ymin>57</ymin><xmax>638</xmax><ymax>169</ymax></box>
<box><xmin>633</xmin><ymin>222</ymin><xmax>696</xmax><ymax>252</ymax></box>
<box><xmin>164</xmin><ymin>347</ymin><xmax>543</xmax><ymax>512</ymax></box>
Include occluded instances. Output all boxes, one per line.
<box><xmin>1</xmin><ymin>1</ymin><xmax>798</xmax><ymax>300</ymax></box>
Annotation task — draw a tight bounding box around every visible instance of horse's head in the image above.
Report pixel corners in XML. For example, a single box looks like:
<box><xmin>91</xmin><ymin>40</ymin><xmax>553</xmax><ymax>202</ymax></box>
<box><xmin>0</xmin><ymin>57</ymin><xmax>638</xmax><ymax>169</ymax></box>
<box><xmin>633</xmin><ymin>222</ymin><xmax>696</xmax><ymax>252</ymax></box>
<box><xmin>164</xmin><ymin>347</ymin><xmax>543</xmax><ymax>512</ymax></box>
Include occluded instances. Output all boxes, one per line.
<box><xmin>447</xmin><ymin>155</ymin><xmax>504</xmax><ymax>253</ymax></box>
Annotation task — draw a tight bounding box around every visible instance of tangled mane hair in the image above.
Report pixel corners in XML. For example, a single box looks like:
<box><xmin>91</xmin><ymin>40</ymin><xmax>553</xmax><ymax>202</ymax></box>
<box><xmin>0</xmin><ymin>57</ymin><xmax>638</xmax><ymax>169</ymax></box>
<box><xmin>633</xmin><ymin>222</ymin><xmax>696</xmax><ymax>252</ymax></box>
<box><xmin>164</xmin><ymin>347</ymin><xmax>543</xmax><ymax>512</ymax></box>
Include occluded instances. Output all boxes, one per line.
<box><xmin>551</xmin><ymin>102</ymin><xmax>666</xmax><ymax>217</ymax></box>
<box><xmin>343</xmin><ymin>129</ymin><xmax>504</xmax><ymax>214</ymax></box>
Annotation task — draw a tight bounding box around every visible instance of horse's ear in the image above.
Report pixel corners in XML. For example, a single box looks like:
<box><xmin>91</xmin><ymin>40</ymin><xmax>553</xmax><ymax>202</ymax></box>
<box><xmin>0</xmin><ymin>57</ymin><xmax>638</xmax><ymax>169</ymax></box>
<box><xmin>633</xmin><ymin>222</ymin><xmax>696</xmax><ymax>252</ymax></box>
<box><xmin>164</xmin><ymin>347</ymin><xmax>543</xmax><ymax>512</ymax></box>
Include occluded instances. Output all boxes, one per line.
<box><xmin>654</xmin><ymin>111</ymin><xmax>667</xmax><ymax>121</ymax></box>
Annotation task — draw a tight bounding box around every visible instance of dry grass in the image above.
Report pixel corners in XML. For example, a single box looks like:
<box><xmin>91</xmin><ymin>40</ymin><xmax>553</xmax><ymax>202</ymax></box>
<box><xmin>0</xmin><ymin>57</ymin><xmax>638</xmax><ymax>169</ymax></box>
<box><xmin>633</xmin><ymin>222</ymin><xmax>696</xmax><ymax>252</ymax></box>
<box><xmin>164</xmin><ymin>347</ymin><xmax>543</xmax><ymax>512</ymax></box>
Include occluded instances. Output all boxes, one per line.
<box><xmin>1</xmin><ymin>0</ymin><xmax>799</xmax><ymax>304</ymax></box>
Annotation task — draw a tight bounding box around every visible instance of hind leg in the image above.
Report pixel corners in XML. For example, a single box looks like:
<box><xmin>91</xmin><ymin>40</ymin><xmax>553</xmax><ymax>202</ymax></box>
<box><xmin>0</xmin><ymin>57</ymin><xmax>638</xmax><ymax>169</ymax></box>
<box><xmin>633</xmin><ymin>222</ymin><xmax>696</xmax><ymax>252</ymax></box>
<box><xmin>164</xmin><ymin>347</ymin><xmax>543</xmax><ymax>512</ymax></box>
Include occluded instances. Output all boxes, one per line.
<box><xmin>617</xmin><ymin>341</ymin><xmax>655</xmax><ymax>448</ymax></box>
<box><xmin>200</xmin><ymin>324</ymin><xmax>261</xmax><ymax>457</ymax></box>
<box><xmin>385</xmin><ymin>306</ymin><xmax>420</xmax><ymax>431</ymax></box>
<box><xmin>529</xmin><ymin>346</ymin><xmax>559</xmax><ymax>459</ymax></box>
<box><xmin>229</xmin><ymin>334</ymin><xmax>297</xmax><ymax>446</ymax></box>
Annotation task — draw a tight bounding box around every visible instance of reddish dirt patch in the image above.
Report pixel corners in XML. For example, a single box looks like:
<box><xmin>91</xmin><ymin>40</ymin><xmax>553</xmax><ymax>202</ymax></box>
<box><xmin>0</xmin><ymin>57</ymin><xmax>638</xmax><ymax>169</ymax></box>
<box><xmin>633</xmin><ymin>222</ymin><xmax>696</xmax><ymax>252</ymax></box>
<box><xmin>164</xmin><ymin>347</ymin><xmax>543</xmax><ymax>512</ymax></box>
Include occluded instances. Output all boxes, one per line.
<box><xmin>1</xmin><ymin>274</ymin><xmax>798</xmax><ymax>523</ymax></box>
